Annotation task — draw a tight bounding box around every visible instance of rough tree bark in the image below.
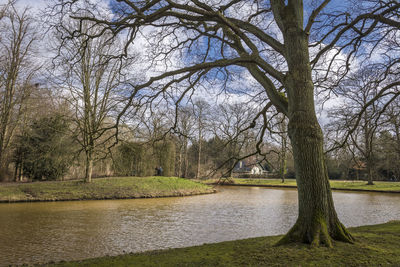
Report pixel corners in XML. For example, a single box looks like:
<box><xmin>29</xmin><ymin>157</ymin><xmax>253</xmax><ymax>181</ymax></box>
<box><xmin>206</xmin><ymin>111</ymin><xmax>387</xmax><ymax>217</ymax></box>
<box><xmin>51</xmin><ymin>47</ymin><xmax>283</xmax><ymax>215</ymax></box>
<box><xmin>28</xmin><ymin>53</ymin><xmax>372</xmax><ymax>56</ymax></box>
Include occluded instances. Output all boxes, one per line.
<box><xmin>275</xmin><ymin>1</ymin><xmax>354</xmax><ymax>246</ymax></box>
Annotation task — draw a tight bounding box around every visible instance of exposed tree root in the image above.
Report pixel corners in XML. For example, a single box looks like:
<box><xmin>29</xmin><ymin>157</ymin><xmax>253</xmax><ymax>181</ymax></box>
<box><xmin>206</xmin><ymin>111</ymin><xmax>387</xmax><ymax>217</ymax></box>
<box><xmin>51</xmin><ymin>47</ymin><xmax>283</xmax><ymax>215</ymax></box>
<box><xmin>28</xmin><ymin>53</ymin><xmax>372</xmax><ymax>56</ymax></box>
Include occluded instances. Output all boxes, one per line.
<box><xmin>276</xmin><ymin>218</ymin><xmax>355</xmax><ymax>248</ymax></box>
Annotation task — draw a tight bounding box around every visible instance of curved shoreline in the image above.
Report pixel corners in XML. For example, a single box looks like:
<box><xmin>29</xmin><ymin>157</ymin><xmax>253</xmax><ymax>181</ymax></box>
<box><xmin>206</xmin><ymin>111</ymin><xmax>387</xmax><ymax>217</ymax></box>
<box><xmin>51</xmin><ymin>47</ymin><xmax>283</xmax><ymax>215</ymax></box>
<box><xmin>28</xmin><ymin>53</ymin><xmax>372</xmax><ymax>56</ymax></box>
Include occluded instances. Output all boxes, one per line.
<box><xmin>207</xmin><ymin>182</ymin><xmax>400</xmax><ymax>194</ymax></box>
<box><xmin>0</xmin><ymin>177</ymin><xmax>215</xmax><ymax>204</ymax></box>
<box><xmin>0</xmin><ymin>190</ymin><xmax>216</xmax><ymax>203</ymax></box>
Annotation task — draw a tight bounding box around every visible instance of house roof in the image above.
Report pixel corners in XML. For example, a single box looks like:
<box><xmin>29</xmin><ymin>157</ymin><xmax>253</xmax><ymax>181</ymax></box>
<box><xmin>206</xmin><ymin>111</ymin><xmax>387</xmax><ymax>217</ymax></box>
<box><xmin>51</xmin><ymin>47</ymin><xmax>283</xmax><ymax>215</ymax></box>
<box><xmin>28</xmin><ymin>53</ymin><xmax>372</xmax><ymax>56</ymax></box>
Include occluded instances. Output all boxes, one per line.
<box><xmin>352</xmin><ymin>161</ymin><xmax>366</xmax><ymax>170</ymax></box>
<box><xmin>233</xmin><ymin>160</ymin><xmax>271</xmax><ymax>173</ymax></box>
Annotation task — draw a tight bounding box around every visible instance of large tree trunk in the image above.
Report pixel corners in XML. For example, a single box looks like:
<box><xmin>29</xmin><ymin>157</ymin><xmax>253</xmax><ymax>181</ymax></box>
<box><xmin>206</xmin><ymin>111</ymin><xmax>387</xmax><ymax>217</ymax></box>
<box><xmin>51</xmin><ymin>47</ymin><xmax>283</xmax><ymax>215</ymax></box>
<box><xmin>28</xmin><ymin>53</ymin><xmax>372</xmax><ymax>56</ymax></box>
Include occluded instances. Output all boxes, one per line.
<box><xmin>277</xmin><ymin>10</ymin><xmax>354</xmax><ymax>246</ymax></box>
<box><xmin>280</xmin><ymin>111</ymin><xmax>353</xmax><ymax>247</ymax></box>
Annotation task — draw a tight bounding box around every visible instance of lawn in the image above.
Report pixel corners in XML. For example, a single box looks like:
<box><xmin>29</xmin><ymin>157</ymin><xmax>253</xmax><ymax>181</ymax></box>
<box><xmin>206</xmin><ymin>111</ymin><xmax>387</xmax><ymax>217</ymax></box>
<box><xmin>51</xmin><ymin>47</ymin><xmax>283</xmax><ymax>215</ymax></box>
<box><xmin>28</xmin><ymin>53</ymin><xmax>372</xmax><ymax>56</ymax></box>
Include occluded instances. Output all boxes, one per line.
<box><xmin>0</xmin><ymin>176</ymin><xmax>214</xmax><ymax>202</ymax></box>
<box><xmin>43</xmin><ymin>221</ymin><xmax>400</xmax><ymax>266</ymax></box>
<box><xmin>203</xmin><ymin>178</ymin><xmax>400</xmax><ymax>192</ymax></box>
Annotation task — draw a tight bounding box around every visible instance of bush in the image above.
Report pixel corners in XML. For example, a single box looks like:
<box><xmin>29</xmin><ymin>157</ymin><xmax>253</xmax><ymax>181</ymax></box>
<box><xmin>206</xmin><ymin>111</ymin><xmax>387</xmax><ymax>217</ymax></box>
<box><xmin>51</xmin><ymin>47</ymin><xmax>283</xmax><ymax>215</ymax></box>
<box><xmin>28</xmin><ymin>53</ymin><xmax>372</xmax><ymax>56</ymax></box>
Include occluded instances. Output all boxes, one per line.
<box><xmin>113</xmin><ymin>139</ymin><xmax>176</xmax><ymax>177</ymax></box>
<box><xmin>15</xmin><ymin>115</ymin><xmax>74</xmax><ymax>180</ymax></box>
<box><xmin>113</xmin><ymin>142</ymin><xmax>149</xmax><ymax>176</ymax></box>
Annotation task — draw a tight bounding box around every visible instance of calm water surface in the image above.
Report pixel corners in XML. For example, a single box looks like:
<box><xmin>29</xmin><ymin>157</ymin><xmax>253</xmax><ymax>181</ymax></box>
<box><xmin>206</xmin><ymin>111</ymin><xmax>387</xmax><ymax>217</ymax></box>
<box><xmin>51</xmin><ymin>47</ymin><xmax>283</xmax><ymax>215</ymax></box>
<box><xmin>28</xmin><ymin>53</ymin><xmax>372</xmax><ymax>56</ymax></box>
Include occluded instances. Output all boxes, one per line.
<box><xmin>1</xmin><ymin>186</ymin><xmax>400</xmax><ymax>266</ymax></box>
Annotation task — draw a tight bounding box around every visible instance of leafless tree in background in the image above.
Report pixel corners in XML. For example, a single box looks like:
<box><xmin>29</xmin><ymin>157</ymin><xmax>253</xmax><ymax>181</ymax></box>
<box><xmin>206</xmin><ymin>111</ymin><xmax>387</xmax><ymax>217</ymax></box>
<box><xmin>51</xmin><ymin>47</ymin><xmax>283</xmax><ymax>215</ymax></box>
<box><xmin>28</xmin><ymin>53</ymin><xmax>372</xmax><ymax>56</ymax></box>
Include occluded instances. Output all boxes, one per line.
<box><xmin>0</xmin><ymin>3</ymin><xmax>39</xmax><ymax>180</ymax></box>
<box><xmin>212</xmin><ymin>102</ymin><xmax>257</xmax><ymax>177</ymax></box>
<box><xmin>191</xmin><ymin>99</ymin><xmax>210</xmax><ymax>179</ymax></box>
<box><xmin>328</xmin><ymin>67</ymin><xmax>389</xmax><ymax>185</ymax></box>
<box><xmin>378</xmin><ymin>99</ymin><xmax>400</xmax><ymax>181</ymax></box>
<box><xmin>51</xmin><ymin>13</ymin><xmax>136</xmax><ymax>182</ymax></box>
<box><xmin>174</xmin><ymin>106</ymin><xmax>196</xmax><ymax>178</ymax></box>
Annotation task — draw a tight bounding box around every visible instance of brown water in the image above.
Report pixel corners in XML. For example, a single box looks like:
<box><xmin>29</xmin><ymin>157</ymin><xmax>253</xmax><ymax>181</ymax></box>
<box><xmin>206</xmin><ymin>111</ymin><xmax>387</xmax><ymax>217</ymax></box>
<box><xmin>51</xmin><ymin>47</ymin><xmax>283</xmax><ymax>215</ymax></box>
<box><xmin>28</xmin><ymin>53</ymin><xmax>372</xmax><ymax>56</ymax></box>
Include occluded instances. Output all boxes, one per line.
<box><xmin>1</xmin><ymin>186</ymin><xmax>400</xmax><ymax>266</ymax></box>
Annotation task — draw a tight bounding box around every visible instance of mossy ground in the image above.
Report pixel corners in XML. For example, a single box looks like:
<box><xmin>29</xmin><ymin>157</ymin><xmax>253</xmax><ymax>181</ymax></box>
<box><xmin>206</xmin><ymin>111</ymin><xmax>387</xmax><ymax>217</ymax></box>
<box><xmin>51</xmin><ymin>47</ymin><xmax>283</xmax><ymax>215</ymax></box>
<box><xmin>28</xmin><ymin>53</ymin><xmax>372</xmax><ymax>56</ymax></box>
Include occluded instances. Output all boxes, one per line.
<box><xmin>43</xmin><ymin>221</ymin><xmax>400</xmax><ymax>267</ymax></box>
<box><xmin>0</xmin><ymin>176</ymin><xmax>214</xmax><ymax>202</ymax></box>
<box><xmin>202</xmin><ymin>178</ymin><xmax>400</xmax><ymax>192</ymax></box>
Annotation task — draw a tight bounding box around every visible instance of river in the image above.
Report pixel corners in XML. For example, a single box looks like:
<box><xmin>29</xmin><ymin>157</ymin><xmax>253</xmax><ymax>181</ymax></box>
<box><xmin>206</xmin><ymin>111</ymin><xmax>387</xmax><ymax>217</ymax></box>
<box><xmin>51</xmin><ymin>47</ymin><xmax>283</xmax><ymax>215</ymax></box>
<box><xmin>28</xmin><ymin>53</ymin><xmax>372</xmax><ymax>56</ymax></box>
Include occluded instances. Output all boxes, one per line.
<box><xmin>1</xmin><ymin>186</ymin><xmax>399</xmax><ymax>266</ymax></box>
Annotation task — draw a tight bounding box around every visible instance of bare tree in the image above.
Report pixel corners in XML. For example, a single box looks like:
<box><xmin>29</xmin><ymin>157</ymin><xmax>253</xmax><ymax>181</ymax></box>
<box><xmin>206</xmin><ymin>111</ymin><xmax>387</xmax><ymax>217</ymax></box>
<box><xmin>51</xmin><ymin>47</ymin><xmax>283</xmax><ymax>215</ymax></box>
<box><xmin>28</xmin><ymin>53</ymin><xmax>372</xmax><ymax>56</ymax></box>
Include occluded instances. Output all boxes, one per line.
<box><xmin>379</xmin><ymin>99</ymin><xmax>400</xmax><ymax>180</ymax></box>
<box><xmin>328</xmin><ymin>67</ymin><xmax>393</xmax><ymax>185</ymax></box>
<box><xmin>0</xmin><ymin>0</ymin><xmax>15</xmax><ymax>21</ymax></box>
<box><xmin>54</xmin><ymin>0</ymin><xmax>400</xmax><ymax>246</ymax></box>
<box><xmin>212</xmin><ymin>102</ymin><xmax>257</xmax><ymax>177</ymax></box>
<box><xmin>174</xmin><ymin>106</ymin><xmax>196</xmax><ymax>178</ymax></box>
<box><xmin>0</xmin><ymin>3</ymin><xmax>39</xmax><ymax>180</ymax></box>
<box><xmin>255</xmin><ymin>111</ymin><xmax>290</xmax><ymax>182</ymax></box>
<box><xmin>192</xmin><ymin>99</ymin><xmax>210</xmax><ymax>179</ymax></box>
<box><xmin>51</xmin><ymin>15</ymin><xmax>135</xmax><ymax>182</ymax></box>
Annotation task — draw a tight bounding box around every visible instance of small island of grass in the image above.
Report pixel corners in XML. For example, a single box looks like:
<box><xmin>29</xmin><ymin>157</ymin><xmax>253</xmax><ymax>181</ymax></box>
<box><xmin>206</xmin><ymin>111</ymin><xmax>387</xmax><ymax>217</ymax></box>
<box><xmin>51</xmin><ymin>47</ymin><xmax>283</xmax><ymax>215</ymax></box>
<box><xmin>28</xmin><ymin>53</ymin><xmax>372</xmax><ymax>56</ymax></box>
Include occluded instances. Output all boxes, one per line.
<box><xmin>0</xmin><ymin>176</ymin><xmax>214</xmax><ymax>203</ymax></box>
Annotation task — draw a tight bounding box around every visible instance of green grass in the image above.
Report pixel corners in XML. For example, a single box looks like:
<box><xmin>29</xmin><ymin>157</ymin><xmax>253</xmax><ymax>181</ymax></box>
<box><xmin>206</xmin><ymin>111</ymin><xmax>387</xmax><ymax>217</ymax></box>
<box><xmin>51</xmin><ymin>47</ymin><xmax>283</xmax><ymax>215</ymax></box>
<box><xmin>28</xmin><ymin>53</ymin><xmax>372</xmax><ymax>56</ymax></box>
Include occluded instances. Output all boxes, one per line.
<box><xmin>330</xmin><ymin>180</ymin><xmax>400</xmax><ymax>191</ymax></box>
<box><xmin>42</xmin><ymin>221</ymin><xmax>400</xmax><ymax>267</ymax></box>
<box><xmin>202</xmin><ymin>178</ymin><xmax>400</xmax><ymax>192</ymax></box>
<box><xmin>0</xmin><ymin>176</ymin><xmax>214</xmax><ymax>202</ymax></box>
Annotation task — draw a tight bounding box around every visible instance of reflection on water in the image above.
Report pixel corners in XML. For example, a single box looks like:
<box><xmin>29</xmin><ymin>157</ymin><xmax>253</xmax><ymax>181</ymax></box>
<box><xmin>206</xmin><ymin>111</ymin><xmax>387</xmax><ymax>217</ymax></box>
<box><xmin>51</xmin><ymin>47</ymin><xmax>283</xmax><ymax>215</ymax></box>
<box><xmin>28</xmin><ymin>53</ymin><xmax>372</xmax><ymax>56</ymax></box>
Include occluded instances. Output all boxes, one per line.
<box><xmin>0</xmin><ymin>186</ymin><xmax>399</xmax><ymax>266</ymax></box>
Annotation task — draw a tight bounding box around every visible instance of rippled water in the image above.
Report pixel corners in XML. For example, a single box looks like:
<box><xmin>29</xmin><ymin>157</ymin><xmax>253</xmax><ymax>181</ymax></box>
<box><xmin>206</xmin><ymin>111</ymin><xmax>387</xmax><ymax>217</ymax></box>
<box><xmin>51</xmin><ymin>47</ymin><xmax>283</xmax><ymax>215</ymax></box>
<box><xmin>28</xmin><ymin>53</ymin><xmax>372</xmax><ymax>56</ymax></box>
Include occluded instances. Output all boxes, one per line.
<box><xmin>0</xmin><ymin>186</ymin><xmax>400</xmax><ymax>266</ymax></box>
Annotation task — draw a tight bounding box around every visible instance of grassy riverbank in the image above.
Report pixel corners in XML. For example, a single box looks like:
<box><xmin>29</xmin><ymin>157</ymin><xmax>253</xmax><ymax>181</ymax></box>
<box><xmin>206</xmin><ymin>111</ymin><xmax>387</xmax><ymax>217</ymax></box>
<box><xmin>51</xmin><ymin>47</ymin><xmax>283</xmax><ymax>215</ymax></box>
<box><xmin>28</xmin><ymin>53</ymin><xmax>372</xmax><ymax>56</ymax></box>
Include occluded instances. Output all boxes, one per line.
<box><xmin>0</xmin><ymin>176</ymin><xmax>214</xmax><ymax>202</ymax></box>
<box><xmin>203</xmin><ymin>178</ymin><xmax>400</xmax><ymax>192</ymax></box>
<box><xmin>44</xmin><ymin>221</ymin><xmax>400</xmax><ymax>266</ymax></box>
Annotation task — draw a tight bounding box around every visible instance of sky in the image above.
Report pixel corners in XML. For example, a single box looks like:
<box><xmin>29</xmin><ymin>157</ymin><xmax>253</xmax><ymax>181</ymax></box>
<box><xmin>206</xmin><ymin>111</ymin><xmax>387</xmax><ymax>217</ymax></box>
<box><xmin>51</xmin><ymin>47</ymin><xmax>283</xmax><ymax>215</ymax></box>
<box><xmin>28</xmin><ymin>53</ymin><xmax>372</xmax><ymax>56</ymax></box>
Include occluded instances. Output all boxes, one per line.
<box><xmin>7</xmin><ymin>0</ymin><xmax>47</xmax><ymax>11</ymax></box>
<box><xmin>3</xmin><ymin>0</ymin><xmax>364</xmax><ymax>126</ymax></box>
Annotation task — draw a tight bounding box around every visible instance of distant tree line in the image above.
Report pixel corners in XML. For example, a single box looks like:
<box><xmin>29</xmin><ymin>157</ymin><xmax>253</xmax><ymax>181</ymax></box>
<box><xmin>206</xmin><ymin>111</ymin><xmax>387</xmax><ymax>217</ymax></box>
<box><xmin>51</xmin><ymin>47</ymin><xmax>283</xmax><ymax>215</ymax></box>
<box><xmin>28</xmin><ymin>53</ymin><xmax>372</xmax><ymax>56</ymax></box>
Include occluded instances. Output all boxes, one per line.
<box><xmin>0</xmin><ymin>1</ymin><xmax>399</xmax><ymax>185</ymax></box>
